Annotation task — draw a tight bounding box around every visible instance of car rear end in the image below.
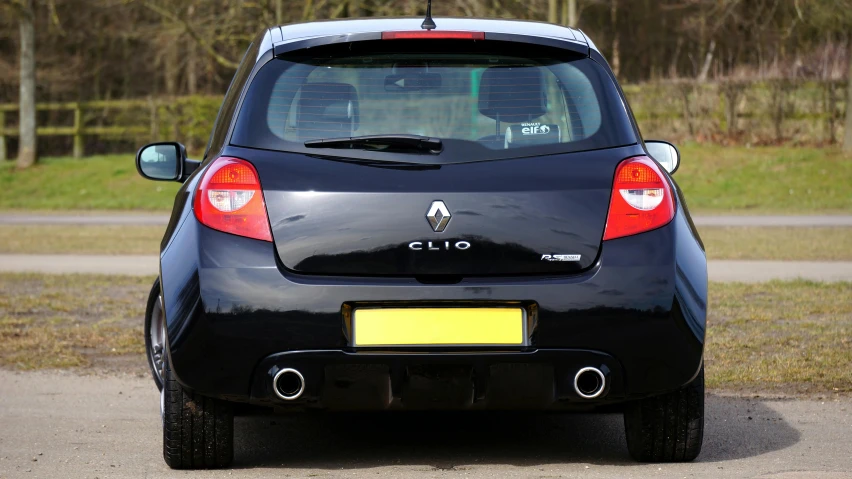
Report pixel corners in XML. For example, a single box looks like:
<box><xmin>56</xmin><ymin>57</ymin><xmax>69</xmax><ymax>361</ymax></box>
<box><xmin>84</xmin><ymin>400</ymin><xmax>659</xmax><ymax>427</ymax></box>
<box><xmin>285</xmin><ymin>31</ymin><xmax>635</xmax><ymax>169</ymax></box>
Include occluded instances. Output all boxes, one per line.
<box><xmin>161</xmin><ymin>19</ymin><xmax>706</xmax><ymax>416</ymax></box>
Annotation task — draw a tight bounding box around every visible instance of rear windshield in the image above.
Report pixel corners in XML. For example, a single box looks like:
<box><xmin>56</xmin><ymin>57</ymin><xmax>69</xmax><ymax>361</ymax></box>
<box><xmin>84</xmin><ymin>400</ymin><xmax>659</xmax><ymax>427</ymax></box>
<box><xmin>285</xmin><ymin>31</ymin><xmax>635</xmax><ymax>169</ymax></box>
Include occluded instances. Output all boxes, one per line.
<box><xmin>231</xmin><ymin>41</ymin><xmax>636</xmax><ymax>162</ymax></box>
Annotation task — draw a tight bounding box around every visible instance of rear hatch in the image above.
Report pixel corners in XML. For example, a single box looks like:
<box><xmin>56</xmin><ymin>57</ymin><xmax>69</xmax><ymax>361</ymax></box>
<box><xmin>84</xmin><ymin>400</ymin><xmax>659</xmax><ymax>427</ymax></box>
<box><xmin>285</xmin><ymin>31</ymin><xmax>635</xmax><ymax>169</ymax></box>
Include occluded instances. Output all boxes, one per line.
<box><xmin>244</xmin><ymin>147</ymin><xmax>636</xmax><ymax>276</ymax></box>
<box><xmin>228</xmin><ymin>37</ymin><xmax>638</xmax><ymax>277</ymax></box>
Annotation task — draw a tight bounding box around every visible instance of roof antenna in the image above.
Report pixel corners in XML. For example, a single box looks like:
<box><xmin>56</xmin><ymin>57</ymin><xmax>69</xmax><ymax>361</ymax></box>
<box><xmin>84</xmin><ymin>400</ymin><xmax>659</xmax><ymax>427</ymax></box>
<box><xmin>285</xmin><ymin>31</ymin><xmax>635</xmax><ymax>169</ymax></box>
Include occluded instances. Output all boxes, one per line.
<box><xmin>421</xmin><ymin>0</ymin><xmax>436</xmax><ymax>30</ymax></box>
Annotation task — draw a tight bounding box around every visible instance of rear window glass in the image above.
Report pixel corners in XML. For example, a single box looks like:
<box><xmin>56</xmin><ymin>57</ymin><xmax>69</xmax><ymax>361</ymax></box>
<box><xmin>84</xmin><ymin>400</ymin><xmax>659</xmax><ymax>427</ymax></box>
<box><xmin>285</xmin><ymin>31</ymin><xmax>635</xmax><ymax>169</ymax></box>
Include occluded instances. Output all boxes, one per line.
<box><xmin>231</xmin><ymin>41</ymin><xmax>636</xmax><ymax>161</ymax></box>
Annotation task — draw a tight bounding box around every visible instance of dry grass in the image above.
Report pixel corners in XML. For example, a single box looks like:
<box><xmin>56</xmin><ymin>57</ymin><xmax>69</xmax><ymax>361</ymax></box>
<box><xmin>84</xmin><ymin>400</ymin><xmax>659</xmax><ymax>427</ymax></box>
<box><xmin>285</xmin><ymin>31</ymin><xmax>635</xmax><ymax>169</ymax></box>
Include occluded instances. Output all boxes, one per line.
<box><xmin>1</xmin><ymin>273</ymin><xmax>850</xmax><ymax>398</ymax></box>
<box><xmin>701</xmin><ymin>226</ymin><xmax>852</xmax><ymax>260</ymax></box>
<box><xmin>0</xmin><ymin>273</ymin><xmax>151</xmax><ymax>371</ymax></box>
<box><xmin>0</xmin><ymin>225</ymin><xmax>163</xmax><ymax>255</ymax></box>
<box><xmin>706</xmin><ymin>280</ymin><xmax>852</xmax><ymax>396</ymax></box>
<box><xmin>2</xmin><ymin>224</ymin><xmax>851</xmax><ymax>262</ymax></box>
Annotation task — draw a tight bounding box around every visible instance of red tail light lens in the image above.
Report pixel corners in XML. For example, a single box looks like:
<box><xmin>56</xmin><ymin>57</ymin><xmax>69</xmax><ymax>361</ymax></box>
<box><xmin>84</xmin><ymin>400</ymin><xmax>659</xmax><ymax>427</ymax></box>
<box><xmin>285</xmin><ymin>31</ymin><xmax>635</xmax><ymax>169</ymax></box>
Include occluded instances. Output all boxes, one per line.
<box><xmin>382</xmin><ymin>31</ymin><xmax>485</xmax><ymax>40</ymax></box>
<box><xmin>603</xmin><ymin>156</ymin><xmax>675</xmax><ymax>241</ymax></box>
<box><xmin>193</xmin><ymin>157</ymin><xmax>272</xmax><ymax>242</ymax></box>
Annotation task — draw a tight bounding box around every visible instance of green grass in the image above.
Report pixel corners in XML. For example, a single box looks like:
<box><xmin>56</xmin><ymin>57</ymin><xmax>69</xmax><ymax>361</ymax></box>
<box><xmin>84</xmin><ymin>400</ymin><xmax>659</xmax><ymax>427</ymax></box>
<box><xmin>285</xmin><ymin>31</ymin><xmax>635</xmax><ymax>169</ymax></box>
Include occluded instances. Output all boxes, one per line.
<box><xmin>0</xmin><ymin>155</ymin><xmax>180</xmax><ymax>210</ymax></box>
<box><xmin>677</xmin><ymin>143</ymin><xmax>852</xmax><ymax>213</ymax></box>
<box><xmin>1</xmin><ymin>145</ymin><xmax>850</xmax><ymax>212</ymax></box>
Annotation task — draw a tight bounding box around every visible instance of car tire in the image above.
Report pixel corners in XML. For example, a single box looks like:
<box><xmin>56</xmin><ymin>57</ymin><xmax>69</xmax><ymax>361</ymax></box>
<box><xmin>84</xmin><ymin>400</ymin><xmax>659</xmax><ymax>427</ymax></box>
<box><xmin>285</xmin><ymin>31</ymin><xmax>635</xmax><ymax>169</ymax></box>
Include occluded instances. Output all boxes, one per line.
<box><xmin>162</xmin><ymin>358</ymin><xmax>234</xmax><ymax>469</ymax></box>
<box><xmin>144</xmin><ymin>278</ymin><xmax>164</xmax><ymax>391</ymax></box>
<box><xmin>623</xmin><ymin>366</ymin><xmax>704</xmax><ymax>462</ymax></box>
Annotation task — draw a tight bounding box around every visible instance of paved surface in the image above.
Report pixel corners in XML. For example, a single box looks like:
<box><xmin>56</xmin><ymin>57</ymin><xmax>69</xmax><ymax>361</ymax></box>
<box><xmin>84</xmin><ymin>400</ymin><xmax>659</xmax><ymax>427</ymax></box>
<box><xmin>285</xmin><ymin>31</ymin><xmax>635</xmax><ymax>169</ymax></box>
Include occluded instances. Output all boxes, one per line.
<box><xmin>2</xmin><ymin>213</ymin><xmax>852</xmax><ymax>227</ymax></box>
<box><xmin>0</xmin><ymin>370</ymin><xmax>850</xmax><ymax>478</ymax></box>
<box><xmin>0</xmin><ymin>254</ymin><xmax>158</xmax><ymax>276</ymax></box>
<box><xmin>2</xmin><ymin>254</ymin><xmax>851</xmax><ymax>282</ymax></box>
<box><xmin>708</xmin><ymin>260</ymin><xmax>852</xmax><ymax>282</ymax></box>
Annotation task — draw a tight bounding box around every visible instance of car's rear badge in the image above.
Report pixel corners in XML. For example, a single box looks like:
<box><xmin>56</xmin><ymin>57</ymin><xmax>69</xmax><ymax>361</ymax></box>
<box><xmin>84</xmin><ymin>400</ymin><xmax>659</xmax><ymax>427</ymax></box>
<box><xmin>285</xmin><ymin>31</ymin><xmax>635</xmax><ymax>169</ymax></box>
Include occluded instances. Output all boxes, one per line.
<box><xmin>426</xmin><ymin>200</ymin><xmax>451</xmax><ymax>232</ymax></box>
<box><xmin>541</xmin><ymin>254</ymin><xmax>582</xmax><ymax>262</ymax></box>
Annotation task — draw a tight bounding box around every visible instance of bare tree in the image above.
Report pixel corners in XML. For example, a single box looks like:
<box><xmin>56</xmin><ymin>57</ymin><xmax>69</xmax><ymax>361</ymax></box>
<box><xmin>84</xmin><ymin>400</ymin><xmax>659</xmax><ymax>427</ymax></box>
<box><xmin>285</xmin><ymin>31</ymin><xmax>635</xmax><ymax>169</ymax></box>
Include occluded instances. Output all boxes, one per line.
<box><xmin>16</xmin><ymin>0</ymin><xmax>37</xmax><ymax>169</ymax></box>
<box><xmin>697</xmin><ymin>39</ymin><xmax>716</xmax><ymax>82</ymax></box>
<box><xmin>610</xmin><ymin>0</ymin><xmax>620</xmax><ymax>78</ymax></box>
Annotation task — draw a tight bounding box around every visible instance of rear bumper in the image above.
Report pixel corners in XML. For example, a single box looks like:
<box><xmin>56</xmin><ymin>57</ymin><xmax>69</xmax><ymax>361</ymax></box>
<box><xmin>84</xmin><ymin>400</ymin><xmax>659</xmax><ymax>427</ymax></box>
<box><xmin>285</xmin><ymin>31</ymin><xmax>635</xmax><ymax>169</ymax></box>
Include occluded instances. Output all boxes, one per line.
<box><xmin>251</xmin><ymin>349</ymin><xmax>623</xmax><ymax>411</ymax></box>
<box><xmin>160</xmin><ymin>207</ymin><xmax>707</xmax><ymax>408</ymax></box>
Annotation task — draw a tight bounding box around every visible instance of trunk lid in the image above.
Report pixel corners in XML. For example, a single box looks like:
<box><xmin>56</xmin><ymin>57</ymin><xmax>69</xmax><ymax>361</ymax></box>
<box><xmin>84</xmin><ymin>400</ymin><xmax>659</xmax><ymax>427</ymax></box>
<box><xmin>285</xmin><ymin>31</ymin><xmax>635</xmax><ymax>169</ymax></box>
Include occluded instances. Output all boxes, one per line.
<box><xmin>242</xmin><ymin>146</ymin><xmax>639</xmax><ymax>277</ymax></box>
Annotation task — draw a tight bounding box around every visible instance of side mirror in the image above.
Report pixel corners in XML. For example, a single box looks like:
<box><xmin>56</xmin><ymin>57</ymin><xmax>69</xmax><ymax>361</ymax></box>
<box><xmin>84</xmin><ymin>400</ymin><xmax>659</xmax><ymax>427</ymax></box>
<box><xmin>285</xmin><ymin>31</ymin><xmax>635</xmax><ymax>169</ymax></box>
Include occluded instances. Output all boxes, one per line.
<box><xmin>136</xmin><ymin>142</ymin><xmax>186</xmax><ymax>181</ymax></box>
<box><xmin>645</xmin><ymin>140</ymin><xmax>680</xmax><ymax>174</ymax></box>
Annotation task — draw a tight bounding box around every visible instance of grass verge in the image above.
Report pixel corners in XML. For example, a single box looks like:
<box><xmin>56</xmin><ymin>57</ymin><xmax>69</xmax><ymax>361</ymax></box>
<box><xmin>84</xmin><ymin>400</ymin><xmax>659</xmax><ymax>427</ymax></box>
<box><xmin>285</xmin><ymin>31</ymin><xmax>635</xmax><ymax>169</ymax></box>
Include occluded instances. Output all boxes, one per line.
<box><xmin>0</xmin><ymin>225</ymin><xmax>163</xmax><ymax>255</ymax></box>
<box><xmin>0</xmin><ymin>273</ymin><xmax>151</xmax><ymax>371</ymax></box>
<box><xmin>1</xmin><ymin>273</ymin><xmax>849</xmax><ymax>396</ymax></box>
<box><xmin>1</xmin><ymin>145</ymin><xmax>851</xmax><ymax>212</ymax></box>
<box><xmin>701</xmin><ymin>226</ymin><xmax>852</xmax><ymax>260</ymax></box>
<box><xmin>677</xmin><ymin>143</ymin><xmax>852</xmax><ymax>213</ymax></box>
<box><xmin>0</xmin><ymin>155</ymin><xmax>180</xmax><ymax>210</ymax></box>
<box><xmin>3</xmin><ymin>224</ymin><xmax>851</xmax><ymax>261</ymax></box>
<box><xmin>706</xmin><ymin>280</ymin><xmax>852</xmax><ymax>396</ymax></box>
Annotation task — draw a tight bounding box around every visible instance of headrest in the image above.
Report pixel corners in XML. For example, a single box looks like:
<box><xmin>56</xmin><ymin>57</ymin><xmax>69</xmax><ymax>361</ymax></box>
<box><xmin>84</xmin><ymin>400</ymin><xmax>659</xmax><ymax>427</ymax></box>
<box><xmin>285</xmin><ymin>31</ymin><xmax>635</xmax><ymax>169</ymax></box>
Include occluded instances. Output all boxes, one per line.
<box><xmin>297</xmin><ymin>82</ymin><xmax>359</xmax><ymax>139</ymax></box>
<box><xmin>478</xmin><ymin>67</ymin><xmax>547</xmax><ymax>123</ymax></box>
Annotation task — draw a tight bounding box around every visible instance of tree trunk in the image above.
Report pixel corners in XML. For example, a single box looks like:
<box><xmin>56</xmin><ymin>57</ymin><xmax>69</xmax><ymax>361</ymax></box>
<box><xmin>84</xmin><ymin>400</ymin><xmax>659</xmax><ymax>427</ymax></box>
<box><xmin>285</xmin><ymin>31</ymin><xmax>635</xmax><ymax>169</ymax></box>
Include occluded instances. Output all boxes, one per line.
<box><xmin>186</xmin><ymin>5</ymin><xmax>197</xmax><ymax>95</ymax></box>
<box><xmin>697</xmin><ymin>39</ymin><xmax>716</xmax><ymax>83</ymax></box>
<box><xmin>610</xmin><ymin>0</ymin><xmax>620</xmax><ymax>78</ymax></box>
<box><xmin>567</xmin><ymin>0</ymin><xmax>577</xmax><ymax>27</ymax></box>
<box><xmin>275</xmin><ymin>0</ymin><xmax>284</xmax><ymax>23</ymax></box>
<box><xmin>17</xmin><ymin>0</ymin><xmax>37</xmax><ymax>169</ymax></box>
<box><xmin>164</xmin><ymin>39</ymin><xmax>179</xmax><ymax>96</ymax></box>
<box><xmin>548</xmin><ymin>0</ymin><xmax>558</xmax><ymax>24</ymax></box>
<box><xmin>844</xmin><ymin>42</ymin><xmax>852</xmax><ymax>153</ymax></box>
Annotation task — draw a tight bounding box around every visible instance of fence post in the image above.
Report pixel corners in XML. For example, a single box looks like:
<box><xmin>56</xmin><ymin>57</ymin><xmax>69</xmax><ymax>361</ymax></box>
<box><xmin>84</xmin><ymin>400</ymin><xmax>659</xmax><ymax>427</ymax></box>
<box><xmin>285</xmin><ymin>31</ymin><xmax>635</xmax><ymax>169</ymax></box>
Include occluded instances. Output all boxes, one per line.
<box><xmin>0</xmin><ymin>110</ymin><xmax>6</xmax><ymax>161</ymax></box>
<box><xmin>149</xmin><ymin>97</ymin><xmax>158</xmax><ymax>142</ymax></box>
<box><xmin>72</xmin><ymin>103</ymin><xmax>83</xmax><ymax>158</ymax></box>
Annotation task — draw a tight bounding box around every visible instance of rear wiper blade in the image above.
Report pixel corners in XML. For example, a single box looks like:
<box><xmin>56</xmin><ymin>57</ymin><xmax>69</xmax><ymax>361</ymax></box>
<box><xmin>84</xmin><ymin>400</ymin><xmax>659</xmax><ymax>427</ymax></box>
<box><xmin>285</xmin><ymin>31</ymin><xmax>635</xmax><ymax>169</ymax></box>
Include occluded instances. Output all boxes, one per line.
<box><xmin>304</xmin><ymin>135</ymin><xmax>443</xmax><ymax>154</ymax></box>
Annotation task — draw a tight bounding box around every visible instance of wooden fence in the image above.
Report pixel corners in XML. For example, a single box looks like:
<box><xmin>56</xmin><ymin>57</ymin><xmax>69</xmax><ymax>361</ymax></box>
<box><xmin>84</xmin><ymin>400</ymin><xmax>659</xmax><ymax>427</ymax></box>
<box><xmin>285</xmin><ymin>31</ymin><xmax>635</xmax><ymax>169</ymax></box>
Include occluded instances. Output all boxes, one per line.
<box><xmin>0</xmin><ymin>81</ymin><xmax>848</xmax><ymax>159</ymax></box>
<box><xmin>0</xmin><ymin>99</ymin><xmax>157</xmax><ymax>160</ymax></box>
<box><xmin>0</xmin><ymin>96</ymin><xmax>220</xmax><ymax>160</ymax></box>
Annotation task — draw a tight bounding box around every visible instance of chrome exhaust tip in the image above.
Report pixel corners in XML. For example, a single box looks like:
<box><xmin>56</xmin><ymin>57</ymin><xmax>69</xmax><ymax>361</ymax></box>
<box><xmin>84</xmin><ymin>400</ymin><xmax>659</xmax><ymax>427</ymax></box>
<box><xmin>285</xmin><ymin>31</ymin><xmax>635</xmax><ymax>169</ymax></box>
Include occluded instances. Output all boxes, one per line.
<box><xmin>272</xmin><ymin>368</ymin><xmax>305</xmax><ymax>401</ymax></box>
<box><xmin>574</xmin><ymin>367</ymin><xmax>606</xmax><ymax>399</ymax></box>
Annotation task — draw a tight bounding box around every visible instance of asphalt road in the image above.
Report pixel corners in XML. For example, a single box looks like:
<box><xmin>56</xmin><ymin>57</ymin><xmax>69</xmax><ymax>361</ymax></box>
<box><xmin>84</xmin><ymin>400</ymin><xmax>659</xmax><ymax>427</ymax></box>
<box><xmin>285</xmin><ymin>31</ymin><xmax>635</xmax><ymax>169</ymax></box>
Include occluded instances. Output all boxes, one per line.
<box><xmin>2</xmin><ymin>254</ymin><xmax>851</xmax><ymax>282</ymax></box>
<box><xmin>1</xmin><ymin>213</ymin><xmax>852</xmax><ymax>227</ymax></box>
<box><xmin>0</xmin><ymin>370</ymin><xmax>850</xmax><ymax>479</ymax></box>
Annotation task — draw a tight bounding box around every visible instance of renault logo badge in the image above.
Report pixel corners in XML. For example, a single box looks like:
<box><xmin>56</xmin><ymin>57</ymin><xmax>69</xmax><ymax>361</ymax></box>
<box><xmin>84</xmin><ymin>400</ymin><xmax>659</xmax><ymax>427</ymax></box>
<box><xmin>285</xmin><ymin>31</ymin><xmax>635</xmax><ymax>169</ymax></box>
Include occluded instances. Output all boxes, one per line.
<box><xmin>426</xmin><ymin>200</ymin><xmax>451</xmax><ymax>232</ymax></box>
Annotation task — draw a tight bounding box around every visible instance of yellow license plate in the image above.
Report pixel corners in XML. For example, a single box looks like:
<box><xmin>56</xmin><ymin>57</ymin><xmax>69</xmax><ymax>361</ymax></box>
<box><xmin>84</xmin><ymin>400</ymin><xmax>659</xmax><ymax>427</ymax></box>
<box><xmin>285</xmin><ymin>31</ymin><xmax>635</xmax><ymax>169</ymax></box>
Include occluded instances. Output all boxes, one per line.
<box><xmin>352</xmin><ymin>308</ymin><xmax>525</xmax><ymax>347</ymax></box>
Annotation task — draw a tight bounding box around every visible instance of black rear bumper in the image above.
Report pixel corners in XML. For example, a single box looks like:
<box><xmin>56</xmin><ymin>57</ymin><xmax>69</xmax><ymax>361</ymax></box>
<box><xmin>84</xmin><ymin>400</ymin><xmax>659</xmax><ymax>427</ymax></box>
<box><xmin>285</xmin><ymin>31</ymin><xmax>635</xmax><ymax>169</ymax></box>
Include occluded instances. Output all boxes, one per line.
<box><xmin>250</xmin><ymin>349</ymin><xmax>623</xmax><ymax>411</ymax></box>
<box><xmin>160</xmin><ymin>206</ymin><xmax>707</xmax><ymax>408</ymax></box>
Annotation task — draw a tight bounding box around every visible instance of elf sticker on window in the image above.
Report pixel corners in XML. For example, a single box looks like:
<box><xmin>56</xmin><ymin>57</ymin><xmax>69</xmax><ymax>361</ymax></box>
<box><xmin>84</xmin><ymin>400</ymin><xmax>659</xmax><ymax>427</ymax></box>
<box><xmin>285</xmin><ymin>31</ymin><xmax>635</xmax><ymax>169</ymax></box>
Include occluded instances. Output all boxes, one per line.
<box><xmin>505</xmin><ymin>123</ymin><xmax>561</xmax><ymax>148</ymax></box>
<box><xmin>520</xmin><ymin>123</ymin><xmax>551</xmax><ymax>135</ymax></box>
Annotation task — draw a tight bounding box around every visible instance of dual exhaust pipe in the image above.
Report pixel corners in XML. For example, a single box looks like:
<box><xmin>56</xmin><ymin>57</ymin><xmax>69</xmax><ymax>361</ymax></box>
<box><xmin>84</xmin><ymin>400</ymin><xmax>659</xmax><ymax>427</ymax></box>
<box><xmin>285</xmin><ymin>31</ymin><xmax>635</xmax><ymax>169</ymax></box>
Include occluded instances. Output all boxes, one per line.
<box><xmin>272</xmin><ymin>365</ymin><xmax>606</xmax><ymax>401</ymax></box>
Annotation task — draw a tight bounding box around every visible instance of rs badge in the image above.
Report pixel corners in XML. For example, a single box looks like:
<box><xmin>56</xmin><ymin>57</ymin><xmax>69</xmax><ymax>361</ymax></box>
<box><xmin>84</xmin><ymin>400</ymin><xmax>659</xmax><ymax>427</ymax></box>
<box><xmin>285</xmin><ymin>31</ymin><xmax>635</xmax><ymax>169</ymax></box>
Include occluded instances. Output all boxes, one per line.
<box><xmin>541</xmin><ymin>254</ymin><xmax>581</xmax><ymax>262</ymax></box>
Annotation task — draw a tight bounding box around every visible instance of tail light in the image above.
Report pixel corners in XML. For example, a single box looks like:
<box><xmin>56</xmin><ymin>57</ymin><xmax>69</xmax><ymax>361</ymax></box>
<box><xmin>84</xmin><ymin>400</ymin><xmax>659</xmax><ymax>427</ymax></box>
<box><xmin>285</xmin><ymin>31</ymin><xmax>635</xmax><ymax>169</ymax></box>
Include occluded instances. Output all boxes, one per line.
<box><xmin>193</xmin><ymin>157</ymin><xmax>272</xmax><ymax>242</ymax></box>
<box><xmin>603</xmin><ymin>156</ymin><xmax>674</xmax><ymax>241</ymax></box>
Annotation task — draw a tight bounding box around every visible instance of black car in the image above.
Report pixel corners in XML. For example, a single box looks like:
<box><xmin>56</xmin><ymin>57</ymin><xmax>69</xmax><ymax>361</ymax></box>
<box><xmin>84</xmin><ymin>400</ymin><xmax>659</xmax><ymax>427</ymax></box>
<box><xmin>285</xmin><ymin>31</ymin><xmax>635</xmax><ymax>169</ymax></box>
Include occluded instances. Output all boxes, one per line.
<box><xmin>138</xmin><ymin>16</ymin><xmax>707</xmax><ymax>469</ymax></box>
